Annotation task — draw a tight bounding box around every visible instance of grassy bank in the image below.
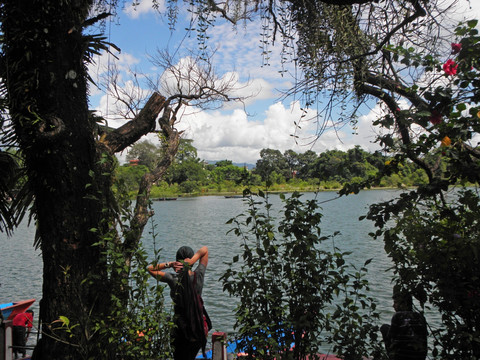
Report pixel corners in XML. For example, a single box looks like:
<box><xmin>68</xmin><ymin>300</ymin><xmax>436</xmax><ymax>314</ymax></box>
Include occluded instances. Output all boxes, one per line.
<box><xmin>144</xmin><ymin>181</ymin><xmax>405</xmax><ymax>199</ymax></box>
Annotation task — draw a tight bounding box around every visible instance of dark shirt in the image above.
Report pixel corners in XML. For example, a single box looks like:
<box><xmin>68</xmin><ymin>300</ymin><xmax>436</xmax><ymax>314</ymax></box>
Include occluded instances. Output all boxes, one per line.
<box><xmin>162</xmin><ymin>263</ymin><xmax>206</xmax><ymax>299</ymax></box>
<box><xmin>387</xmin><ymin>311</ymin><xmax>428</xmax><ymax>360</ymax></box>
<box><xmin>162</xmin><ymin>262</ymin><xmax>209</xmax><ymax>359</ymax></box>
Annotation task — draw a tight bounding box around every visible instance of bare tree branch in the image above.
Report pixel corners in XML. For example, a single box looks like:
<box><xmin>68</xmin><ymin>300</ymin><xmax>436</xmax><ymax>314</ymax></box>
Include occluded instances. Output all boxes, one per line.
<box><xmin>356</xmin><ymin>74</ymin><xmax>435</xmax><ymax>181</ymax></box>
<box><xmin>149</xmin><ymin>49</ymin><xmax>251</xmax><ymax>110</ymax></box>
<box><xmin>94</xmin><ymin>47</ymin><xmax>250</xmax><ymax>268</ymax></box>
<box><xmin>99</xmin><ymin>92</ymin><xmax>166</xmax><ymax>153</ymax></box>
<box><xmin>122</xmin><ymin>104</ymin><xmax>182</xmax><ymax>261</ymax></box>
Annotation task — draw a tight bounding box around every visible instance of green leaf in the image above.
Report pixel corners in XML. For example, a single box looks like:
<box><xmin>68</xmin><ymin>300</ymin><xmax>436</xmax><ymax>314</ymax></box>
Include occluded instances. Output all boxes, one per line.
<box><xmin>467</xmin><ymin>19</ymin><xmax>478</xmax><ymax>29</ymax></box>
<box><xmin>59</xmin><ymin>316</ymin><xmax>70</xmax><ymax>326</ymax></box>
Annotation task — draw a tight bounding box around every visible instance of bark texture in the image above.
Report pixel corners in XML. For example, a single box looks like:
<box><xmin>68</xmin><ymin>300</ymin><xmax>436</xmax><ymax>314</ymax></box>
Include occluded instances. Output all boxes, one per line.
<box><xmin>1</xmin><ymin>2</ymin><xmax>171</xmax><ymax>358</ymax></box>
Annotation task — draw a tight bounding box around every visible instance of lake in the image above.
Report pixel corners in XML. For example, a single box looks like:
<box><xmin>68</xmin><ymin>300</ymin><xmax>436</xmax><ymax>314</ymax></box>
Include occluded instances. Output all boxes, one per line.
<box><xmin>1</xmin><ymin>189</ymin><xmax>424</xmax><ymax>349</ymax></box>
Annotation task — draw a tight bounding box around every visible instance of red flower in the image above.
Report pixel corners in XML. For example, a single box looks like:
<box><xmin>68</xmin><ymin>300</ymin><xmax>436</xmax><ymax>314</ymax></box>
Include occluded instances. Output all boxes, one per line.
<box><xmin>429</xmin><ymin>110</ymin><xmax>442</xmax><ymax>125</ymax></box>
<box><xmin>451</xmin><ymin>43</ymin><xmax>462</xmax><ymax>55</ymax></box>
<box><xmin>443</xmin><ymin>59</ymin><xmax>458</xmax><ymax>75</ymax></box>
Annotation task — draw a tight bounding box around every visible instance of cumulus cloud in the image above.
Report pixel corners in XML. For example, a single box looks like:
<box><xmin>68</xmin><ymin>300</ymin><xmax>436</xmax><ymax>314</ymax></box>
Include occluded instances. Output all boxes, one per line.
<box><xmin>452</xmin><ymin>0</ymin><xmax>480</xmax><ymax>24</ymax></box>
<box><xmin>93</xmin><ymin>79</ymin><xmax>151</xmax><ymax>126</ymax></box>
<box><xmin>221</xmin><ymin>75</ymin><xmax>275</xmax><ymax>109</ymax></box>
<box><xmin>175</xmin><ymin>101</ymin><xmax>318</xmax><ymax>163</ymax></box>
<box><xmin>172</xmin><ymin>98</ymin><xmax>390</xmax><ymax>165</ymax></box>
<box><xmin>185</xmin><ymin>21</ymin><xmax>296</xmax><ymax>88</ymax></box>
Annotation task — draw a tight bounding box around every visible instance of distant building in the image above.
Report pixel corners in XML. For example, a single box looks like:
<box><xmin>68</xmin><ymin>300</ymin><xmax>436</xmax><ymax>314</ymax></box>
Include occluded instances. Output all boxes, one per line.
<box><xmin>129</xmin><ymin>159</ymin><xmax>139</xmax><ymax>166</ymax></box>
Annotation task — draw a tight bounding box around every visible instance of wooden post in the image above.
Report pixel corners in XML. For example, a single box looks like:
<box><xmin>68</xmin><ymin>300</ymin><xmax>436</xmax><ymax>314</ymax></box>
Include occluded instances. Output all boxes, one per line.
<box><xmin>211</xmin><ymin>332</ymin><xmax>227</xmax><ymax>360</ymax></box>
<box><xmin>0</xmin><ymin>320</ymin><xmax>13</xmax><ymax>360</ymax></box>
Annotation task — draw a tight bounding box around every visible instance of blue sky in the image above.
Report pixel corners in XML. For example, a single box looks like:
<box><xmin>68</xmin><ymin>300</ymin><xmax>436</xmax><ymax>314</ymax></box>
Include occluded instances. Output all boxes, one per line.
<box><xmin>88</xmin><ymin>0</ymin><xmax>480</xmax><ymax>164</ymax></box>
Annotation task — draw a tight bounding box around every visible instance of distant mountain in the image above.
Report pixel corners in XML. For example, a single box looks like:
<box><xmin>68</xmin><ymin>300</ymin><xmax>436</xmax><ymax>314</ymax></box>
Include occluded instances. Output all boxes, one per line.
<box><xmin>235</xmin><ymin>162</ymin><xmax>256</xmax><ymax>170</ymax></box>
<box><xmin>205</xmin><ymin>160</ymin><xmax>256</xmax><ymax>170</ymax></box>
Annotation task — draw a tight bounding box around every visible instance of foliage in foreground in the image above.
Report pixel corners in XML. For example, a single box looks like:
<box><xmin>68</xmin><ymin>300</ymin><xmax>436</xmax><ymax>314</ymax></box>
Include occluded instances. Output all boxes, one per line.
<box><xmin>221</xmin><ymin>191</ymin><xmax>383</xmax><ymax>360</ymax></box>
<box><xmin>347</xmin><ymin>21</ymin><xmax>480</xmax><ymax>358</ymax></box>
<box><xmin>368</xmin><ymin>189</ymin><xmax>480</xmax><ymax>359</ymax></box>
<box><xmin>45</xmin><ymin>194</ymin><xmax>175</xmax><ymax>360</ymax></box>
<box><xmin>91</xmin><ymin>217</ymin><xmax>174</xmax><ymax>359</ymax></box>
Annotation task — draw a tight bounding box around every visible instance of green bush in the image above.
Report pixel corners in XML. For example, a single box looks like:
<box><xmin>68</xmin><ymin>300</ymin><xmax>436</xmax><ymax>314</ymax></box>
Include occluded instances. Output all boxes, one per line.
<box><xmin>221</xmin><ymin>191</ymin><xmax>382</xmax><ymax>360</ymax></box>
<box><xmin>179</xmin><ymin>180</ymin><xmax>200</xmax><ymax>193</ymax></box>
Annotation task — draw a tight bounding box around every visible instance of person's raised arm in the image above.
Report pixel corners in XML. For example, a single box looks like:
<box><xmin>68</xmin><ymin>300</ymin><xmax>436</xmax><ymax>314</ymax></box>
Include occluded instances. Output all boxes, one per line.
<box><xmin>147</xmin><ymin>261</ymin><xmax>176</xmax><ymax>280</ymax></box>
<box><xmin>184</xmin><ymin>246</ymin><xmax>208</xmax><ymax>267</ymax></box>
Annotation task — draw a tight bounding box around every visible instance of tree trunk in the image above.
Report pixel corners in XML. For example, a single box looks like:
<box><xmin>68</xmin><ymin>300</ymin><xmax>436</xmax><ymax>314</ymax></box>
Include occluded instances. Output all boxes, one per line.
<box><xmin>3</xmin><ymin>1</ymin><xmax>111</xmax><ymax>358</ymax></box>
<box><xmin>2</xmin><ymin>1</ymin><xmax>175</xmax><ymax>356</ymax></box>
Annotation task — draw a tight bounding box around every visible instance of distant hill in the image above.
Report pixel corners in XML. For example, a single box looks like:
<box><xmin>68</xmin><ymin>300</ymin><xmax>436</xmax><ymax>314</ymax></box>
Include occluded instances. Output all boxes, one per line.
<box><xmin>205</xmin><ymin>160</ymin><xmax>256</xmax><ymax>170</ymax></box>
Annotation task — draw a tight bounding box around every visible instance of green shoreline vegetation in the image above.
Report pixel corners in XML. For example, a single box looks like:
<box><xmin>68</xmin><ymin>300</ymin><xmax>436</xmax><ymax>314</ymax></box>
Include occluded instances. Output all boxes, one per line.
<box><xmin>116</xmin><ymin>142</ymin><xmax>435</xmax><ymax>199</ymax></box>
<box><xmin>147</xmin><ymin>180</ymin><xmax>404</xmax><ymax>199</ymax></box>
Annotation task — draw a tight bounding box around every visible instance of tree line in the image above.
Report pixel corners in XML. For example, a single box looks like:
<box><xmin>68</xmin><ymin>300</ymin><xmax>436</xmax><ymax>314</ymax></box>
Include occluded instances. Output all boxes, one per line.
<box><xmin>117</xmin><ymin>140</ymin><xmax>430</xmax><ymax>195</ymax></box>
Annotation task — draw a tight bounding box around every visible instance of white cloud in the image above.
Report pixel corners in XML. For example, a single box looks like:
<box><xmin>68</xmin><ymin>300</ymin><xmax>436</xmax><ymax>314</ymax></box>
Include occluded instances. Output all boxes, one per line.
<box><xmin>453</xmin><ymin>0</ymin><xmax>480</xmax><ymax>23</ymax></box>
<box><xmin>221</xmin><ymin>75</ymin><xmax>275</xmax><ymax>109</ymax></box>
<box><xmin>88</xmin><ymin>47</ymin><xmax>139</xmax><ymax>98</ymax></box>
<box><xmin>173</xmin><ymin>99</ymin><xmax>387</xmax><ymax>165</ymax></box>
<box><xmin>117</xmin><ymin>52</ymin><xmax>141</xmax><ymax>70</ymax></box>
<box><xmin>94</xmin><ymin>78</ymin><xmax>150</xmax><ymax>125</ymax></box>
<box><xmin>187</xmin><ymin>21</ymin><xmax>296</xmax><ymax>89</ymax></box>
<box><xmin>124</xmin><ymin>0</ymin><xmax>166</xmax><ymax>19</ymax></box>
<box><xmin>176</xmin><ymin>101</ymin><xmax>321</xmax><ymax>163</ymax></box>
<box><xmin>286</xmin><ymin>103</ymin><xmax>387</xmax><ymax>156</ymax></box>
<box><xmin>155</xmin><ymin>55</ymin><xmax>273</xmax><ymax>112</ymax></box>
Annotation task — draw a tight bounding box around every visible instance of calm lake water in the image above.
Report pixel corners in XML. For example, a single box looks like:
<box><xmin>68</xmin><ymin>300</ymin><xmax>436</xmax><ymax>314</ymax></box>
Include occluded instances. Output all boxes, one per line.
<box><xmin>141</xmin><ymin>190</ymin><xmax>400</xmax><ymax>333</ymax></box>
<box><xmin>1</xmin><ymin>189</ymin><xmax>435</xmax><ymax>350</ymax></box>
